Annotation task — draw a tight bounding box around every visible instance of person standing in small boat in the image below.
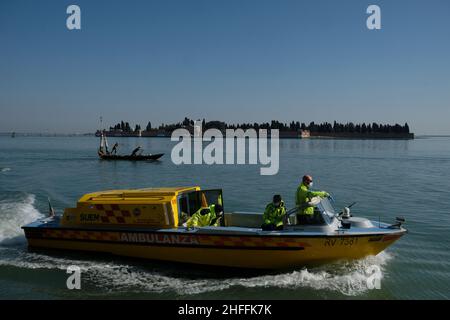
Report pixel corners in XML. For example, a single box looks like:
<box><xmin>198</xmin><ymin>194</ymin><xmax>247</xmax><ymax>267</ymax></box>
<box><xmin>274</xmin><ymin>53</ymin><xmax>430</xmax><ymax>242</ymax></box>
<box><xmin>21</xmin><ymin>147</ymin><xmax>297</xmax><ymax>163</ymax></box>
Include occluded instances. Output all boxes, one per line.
<box><xmin>296</xmin><ymin>175</ymin><xmax>329</xmax><ymax>224</ymax></box>
<box><xmin>262</xmin><ymin>194</ymin><xmax>286</xmax><ymax>231</ymax></box>
<box><xmin>130</xmin><ymin>146</ymin><xmax>142</xmax><ymax>157</ymax></box>
<box><xmin>111</xmin><ymin>142</ymin><xmax>119</xmax><ymax>155</ymax></box>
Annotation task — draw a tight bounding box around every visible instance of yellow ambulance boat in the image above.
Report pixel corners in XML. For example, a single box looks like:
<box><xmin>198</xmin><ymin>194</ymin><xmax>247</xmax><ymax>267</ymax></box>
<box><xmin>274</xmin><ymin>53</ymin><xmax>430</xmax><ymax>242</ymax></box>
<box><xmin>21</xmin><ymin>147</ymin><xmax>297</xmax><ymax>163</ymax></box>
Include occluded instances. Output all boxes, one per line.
<box><xmin>22</xmin><ymin>187</ymin><xmax>406</xmax><ymax>269</ymax></box>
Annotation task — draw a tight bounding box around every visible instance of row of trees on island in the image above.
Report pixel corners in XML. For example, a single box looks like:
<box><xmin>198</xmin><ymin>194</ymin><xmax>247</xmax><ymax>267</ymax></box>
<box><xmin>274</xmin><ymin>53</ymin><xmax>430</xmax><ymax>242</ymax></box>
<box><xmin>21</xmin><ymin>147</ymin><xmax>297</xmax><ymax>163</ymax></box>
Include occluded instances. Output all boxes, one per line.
<box><xmin>108</xmin><ymin>118</ymin><xmax>411</xmax><ymax>135</ymax></box>
<box><xmin>110</xmin><ymin>121</ymin><xmax>142</xmax><ymax>133</ymax></box>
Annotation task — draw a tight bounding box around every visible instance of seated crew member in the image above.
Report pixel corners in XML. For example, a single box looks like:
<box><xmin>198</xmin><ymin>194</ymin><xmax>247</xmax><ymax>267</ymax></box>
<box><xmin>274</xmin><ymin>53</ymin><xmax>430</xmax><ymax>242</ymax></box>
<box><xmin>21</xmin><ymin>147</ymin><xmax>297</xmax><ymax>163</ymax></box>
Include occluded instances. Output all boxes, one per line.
<box><xmin>186</xmin><ymin>204</ymin><xmax>223</xmax><ymax>228</ymax></box>
<box><xmin>261</xmin><ymin>194</ymin><xmax>286</xmax><ymax>231</ymax></box>
<box><xmin>296</xmin><ymin>175</ymin><xmax>329</xmax><ymax>225</ymax></box>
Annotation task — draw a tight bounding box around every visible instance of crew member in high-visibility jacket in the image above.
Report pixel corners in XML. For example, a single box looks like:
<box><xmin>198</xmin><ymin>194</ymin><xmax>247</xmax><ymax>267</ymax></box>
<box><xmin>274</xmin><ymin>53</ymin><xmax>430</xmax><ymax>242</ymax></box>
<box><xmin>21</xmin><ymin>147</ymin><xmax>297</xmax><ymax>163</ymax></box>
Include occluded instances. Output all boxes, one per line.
<box><xmin>296</xmin><ymin>175</ymin><xmax>329</xmax><ymax>224</ymax></box>
<box><xmin>186</xmin><ymin>204</ymin><xmax>223</xmax><ymax>228</ymax></box>
<box><xmin>262</xmin><ymin>195</ymin><xmax>286</xmax><ymax>230</ymax></box>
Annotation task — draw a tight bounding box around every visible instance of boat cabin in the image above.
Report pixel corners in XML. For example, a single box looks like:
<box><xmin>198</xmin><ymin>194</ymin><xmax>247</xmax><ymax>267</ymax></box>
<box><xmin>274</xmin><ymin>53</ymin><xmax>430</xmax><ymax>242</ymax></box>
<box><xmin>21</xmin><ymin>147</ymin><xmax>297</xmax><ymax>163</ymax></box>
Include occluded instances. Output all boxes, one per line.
<box><xmin>61</xmin><ymin>186</ymin><xmax>344</xmax><ymax>230</ymax></box>
<box><xmin>61</xmin><ymin>187</ymin><xmax>224</xmax><ymax>228</ymax></box>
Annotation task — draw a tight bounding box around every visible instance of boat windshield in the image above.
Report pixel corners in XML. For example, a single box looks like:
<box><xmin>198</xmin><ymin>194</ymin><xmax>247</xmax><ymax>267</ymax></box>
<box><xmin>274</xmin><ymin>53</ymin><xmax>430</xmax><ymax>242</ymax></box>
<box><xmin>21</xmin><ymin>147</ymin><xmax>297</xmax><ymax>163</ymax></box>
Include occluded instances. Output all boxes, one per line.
<box><xmin>317</xmin><ymin>197</ymin><xmax>336</xmax><ymax>219</ymax></box>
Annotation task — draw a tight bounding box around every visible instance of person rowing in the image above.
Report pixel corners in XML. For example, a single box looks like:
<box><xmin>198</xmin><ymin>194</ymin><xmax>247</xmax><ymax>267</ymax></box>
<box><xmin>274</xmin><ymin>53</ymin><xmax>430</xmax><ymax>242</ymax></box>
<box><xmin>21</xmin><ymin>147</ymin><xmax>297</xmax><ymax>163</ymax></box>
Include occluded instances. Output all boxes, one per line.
<box><xmin>130</xmin><ymin>146</ymin><xmax>142</xmax><ymax>157</ymax></box>
<box><xmin>111</xmin><ymin>142</ymin><xmax>119</xmax><ymax>155</ymax></box>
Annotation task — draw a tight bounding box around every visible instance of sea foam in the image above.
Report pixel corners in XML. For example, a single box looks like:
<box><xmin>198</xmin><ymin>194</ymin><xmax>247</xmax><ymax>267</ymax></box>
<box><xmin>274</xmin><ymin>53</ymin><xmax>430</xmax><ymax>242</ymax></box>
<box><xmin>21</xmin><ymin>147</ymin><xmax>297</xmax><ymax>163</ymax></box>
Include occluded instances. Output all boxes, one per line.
<box><xmin>0</xmin><ymin>193</ymin><xmax>42</xmax><ymax>244</ymax></box>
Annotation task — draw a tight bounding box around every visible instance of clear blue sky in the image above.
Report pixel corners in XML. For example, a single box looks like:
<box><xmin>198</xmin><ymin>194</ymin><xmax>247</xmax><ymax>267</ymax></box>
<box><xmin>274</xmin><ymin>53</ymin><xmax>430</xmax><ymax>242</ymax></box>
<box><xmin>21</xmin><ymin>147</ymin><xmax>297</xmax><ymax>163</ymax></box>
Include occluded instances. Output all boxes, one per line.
<box><xmin>1</xmin><ymin>0</ymin><xmax>449</xmax><ymax>134</ymax></box>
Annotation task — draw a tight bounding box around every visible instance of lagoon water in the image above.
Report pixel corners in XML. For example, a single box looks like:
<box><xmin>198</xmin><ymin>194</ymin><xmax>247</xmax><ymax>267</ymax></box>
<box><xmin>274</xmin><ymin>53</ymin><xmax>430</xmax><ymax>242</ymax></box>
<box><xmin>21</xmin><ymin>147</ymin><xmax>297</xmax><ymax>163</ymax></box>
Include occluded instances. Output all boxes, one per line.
<box><xmin>0</xmin><ymin>135</ymin><xmax>449</xmax><ymax>299</ymax></box>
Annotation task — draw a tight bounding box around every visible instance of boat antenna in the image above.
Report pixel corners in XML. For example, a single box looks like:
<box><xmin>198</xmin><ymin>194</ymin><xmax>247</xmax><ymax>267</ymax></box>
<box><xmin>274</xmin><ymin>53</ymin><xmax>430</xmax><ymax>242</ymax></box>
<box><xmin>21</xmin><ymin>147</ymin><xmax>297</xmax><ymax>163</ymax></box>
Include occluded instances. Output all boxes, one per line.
<box><xmin>48</xmin><ymin>197</ymin><xmax>55</xmax><ymax>217</ymax></box>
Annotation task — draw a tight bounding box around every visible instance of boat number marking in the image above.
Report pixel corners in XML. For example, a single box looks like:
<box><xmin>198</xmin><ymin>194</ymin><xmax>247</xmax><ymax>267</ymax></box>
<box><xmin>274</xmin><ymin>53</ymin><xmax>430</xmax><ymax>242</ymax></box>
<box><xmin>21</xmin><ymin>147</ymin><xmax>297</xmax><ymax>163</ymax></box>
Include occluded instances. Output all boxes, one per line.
<box><xmin>324</xmin><ymin>237</ymin><xmax>358</xmax><ymax>246</ymax></box>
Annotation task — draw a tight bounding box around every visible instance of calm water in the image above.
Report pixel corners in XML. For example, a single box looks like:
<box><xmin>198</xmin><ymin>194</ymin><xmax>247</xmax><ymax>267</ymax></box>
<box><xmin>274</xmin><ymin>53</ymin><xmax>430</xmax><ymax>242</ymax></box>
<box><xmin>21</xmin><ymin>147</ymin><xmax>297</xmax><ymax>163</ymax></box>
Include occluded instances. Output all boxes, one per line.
<box><xmin>0</xmin><ymin>136</ymin><xmax>449</xmax><ymax>299</ymax></box>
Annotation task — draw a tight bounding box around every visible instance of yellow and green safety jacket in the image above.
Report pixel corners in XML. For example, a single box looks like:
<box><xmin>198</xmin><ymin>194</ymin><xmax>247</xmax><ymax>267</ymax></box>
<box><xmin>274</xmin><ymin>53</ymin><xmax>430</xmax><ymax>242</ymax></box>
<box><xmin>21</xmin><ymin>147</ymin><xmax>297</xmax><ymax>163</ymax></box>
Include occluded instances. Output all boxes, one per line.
<box><xmin>263</xmin><ymin>200</ymin><xmax>286</xmax><ymax>227</ymax></box>
<box><xmin>186</xmin><ymin>204</ymin><xmax>220</xmax><ymax>227</ymax></box>
<box><xmin>295</xmin><ymin>183</ymin><xmax>329</xmax><ymax>216</ymax></box>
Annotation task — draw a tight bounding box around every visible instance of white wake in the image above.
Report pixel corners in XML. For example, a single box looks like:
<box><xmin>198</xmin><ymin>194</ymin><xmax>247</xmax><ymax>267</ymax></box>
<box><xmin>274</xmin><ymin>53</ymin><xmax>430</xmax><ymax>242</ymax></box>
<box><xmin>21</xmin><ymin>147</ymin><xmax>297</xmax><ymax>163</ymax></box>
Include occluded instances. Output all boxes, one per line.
<box><xmin>0</xmin><ymin>194</ymin><xmax>42</xmax><ymax>245</ymax></box>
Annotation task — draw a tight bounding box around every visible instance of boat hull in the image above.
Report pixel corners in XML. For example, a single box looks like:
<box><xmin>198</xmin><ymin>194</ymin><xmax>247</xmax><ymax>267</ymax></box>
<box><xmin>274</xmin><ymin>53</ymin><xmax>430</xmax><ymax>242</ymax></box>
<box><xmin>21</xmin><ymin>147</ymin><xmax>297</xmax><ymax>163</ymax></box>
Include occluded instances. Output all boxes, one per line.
<box><xmin>99</xmin><ymin>153</ymin><xmax>164</xmax><ymax>161</ymax></box>
<box><xmin>23</xmin><ymin>227</ymin><xmax>405</xmax><ymax>269</ymax></box>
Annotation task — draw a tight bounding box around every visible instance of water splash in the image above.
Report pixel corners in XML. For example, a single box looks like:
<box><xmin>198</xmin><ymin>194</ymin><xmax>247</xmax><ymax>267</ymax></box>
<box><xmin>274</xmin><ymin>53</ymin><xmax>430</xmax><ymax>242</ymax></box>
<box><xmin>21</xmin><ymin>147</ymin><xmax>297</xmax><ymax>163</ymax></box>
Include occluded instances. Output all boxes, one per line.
<box><xmin>0</xmin><ymin>193</ymin><xmax>42</xmax><ymax>245</ymax></box>
<box><xmin>0</xmin><ymin>245</ymin><xmax>392</xmax><ymax>297</ymax></box>
<box><xmin>1</xmin><ymin>168</ymin><xmax>11</xmax><ymax>173</ymax></box>
<box><xmin>87</xmin><ymin>252</ymin><xmax>392</xmax><ymax>296</ymax></box>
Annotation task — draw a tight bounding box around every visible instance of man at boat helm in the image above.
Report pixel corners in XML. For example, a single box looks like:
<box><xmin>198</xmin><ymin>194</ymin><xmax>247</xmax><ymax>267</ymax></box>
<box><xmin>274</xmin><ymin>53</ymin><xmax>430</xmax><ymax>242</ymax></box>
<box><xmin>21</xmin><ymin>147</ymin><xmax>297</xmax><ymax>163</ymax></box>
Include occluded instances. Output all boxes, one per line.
<box><xmin>262</xmin><ymin>194</ymin><xmax>286</xmax><ymax>231</ymax></box>
<box><xmin>296</xmin><ymin>175</ymin><xmax>329</xmax><ymax>224</ymax></box>
<box><xmin>186</xmin><ymin>204</ymin><xmax>223</xmax><ymax>228</ymax></box>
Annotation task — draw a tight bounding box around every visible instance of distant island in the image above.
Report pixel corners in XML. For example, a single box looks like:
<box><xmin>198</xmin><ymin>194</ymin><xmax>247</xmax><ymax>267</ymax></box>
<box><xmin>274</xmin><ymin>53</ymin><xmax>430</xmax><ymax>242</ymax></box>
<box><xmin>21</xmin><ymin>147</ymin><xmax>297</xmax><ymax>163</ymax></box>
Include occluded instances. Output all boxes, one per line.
<box><xmin>96</xmin><ymin>118</ymin><xmax>414</xmax><ymax>139</ymax></box>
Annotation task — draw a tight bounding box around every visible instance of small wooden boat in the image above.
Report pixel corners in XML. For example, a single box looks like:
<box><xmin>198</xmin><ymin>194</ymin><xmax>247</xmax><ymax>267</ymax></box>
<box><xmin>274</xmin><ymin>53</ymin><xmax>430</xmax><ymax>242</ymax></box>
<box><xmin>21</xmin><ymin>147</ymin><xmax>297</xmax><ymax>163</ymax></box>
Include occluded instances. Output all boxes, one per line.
<box><xmin>97</xmin><ymin>130</ymin><xmax>163</xmax><ymax>161</ymax></box>
<box><xmin>99</xmin><ymin>152</ymin><xmax>164</xmax><ymax>161</ymax></box>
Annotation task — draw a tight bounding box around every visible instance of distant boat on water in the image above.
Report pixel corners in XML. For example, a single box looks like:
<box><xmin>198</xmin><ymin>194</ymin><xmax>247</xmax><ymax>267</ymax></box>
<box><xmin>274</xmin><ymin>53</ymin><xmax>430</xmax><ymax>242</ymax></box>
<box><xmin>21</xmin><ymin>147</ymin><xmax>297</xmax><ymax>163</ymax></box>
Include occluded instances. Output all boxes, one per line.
<box><xmin>97</xmin><ymin>131</ymin><xmax>164</xmax><ymax>161</ymax></box>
